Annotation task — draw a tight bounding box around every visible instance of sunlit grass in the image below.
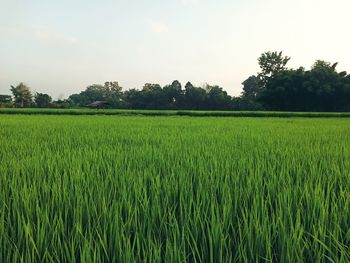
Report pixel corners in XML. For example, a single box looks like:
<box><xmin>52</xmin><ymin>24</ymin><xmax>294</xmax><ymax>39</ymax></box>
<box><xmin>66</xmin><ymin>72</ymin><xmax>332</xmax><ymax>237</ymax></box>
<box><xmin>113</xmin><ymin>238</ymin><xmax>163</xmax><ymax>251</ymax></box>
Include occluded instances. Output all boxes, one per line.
<box><xmin>1</xmin><ymin>115</ymin><xmax>350</xmax><ymax>262</ymax></box>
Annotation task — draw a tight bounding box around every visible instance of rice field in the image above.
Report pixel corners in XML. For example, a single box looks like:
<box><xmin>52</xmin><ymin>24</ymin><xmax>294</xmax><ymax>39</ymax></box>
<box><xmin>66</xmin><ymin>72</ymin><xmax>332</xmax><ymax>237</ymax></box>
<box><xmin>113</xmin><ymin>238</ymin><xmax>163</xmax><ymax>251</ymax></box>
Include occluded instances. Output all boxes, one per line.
<box><xmin>1</xmin><ymin>114</ymin><xmax>350</xmax><ymax>262</ymax></box>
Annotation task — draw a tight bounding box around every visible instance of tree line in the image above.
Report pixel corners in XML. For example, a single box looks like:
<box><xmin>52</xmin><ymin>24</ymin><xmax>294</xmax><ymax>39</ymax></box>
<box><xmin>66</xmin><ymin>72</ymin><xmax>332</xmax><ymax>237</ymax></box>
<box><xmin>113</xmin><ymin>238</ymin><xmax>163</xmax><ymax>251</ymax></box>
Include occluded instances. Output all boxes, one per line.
<box><xmin>1</xmin><ymin>51</ymin><xmax>350</xmax><ymax>111</ymax></box>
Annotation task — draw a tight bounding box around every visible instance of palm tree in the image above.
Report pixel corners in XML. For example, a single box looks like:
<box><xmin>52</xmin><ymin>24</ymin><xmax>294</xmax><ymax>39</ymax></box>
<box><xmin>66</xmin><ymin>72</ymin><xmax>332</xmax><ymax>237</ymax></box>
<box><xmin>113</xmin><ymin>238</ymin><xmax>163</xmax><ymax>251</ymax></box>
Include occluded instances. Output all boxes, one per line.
<box><xmin>10</xmin><ymin>83</ymin><xmax>33</xmax><ymax>108</ymax></box>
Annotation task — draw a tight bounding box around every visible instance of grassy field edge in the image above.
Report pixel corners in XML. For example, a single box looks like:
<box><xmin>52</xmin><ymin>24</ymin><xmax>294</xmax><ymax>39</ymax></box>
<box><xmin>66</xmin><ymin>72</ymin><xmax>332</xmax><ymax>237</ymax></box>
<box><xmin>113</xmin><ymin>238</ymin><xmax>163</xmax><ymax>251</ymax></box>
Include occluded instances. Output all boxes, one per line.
<box><xmin>1</xmin><ymin>108</ymin><xmax>350</xmax><ymax>117</ymax></box>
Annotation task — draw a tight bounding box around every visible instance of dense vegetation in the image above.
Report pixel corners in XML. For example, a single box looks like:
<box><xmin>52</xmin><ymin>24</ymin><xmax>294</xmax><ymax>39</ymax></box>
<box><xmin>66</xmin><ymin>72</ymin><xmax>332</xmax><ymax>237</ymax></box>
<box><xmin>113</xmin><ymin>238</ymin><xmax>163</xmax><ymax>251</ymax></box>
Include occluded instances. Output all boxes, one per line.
<box><xmin>1</xmin><ymin>51</ymin><xmax>350</xmax><ymax>112</ymax></box>
<box><xmin>2</xmin><ymin>108</ymin><xmax>350</xmax><ymax>118</ymax></box>
<box><xmin>1</xmin><ymin>115</ymin><xmax>350</xmax><ymax>262</ymax></box>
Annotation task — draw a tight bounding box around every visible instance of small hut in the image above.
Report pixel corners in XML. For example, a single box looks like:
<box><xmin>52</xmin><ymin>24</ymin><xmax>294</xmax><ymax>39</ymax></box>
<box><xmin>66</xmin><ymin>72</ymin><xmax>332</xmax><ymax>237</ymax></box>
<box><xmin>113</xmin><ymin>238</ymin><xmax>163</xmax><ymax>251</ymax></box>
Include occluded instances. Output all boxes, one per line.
<box><xmin>86</xmin><ymin>101</ymin><xmax>111</xmax><ymax>109</ymax></box>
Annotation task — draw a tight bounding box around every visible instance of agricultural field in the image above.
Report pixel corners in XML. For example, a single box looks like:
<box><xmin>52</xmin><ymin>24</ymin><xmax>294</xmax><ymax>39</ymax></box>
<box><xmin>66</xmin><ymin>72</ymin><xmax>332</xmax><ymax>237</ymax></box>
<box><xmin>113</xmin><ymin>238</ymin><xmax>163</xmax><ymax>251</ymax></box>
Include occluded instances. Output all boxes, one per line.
<box><xmin>1</xmin><ymin>114</ymin><xmax>350</xmax><ymax>262</ymax></box>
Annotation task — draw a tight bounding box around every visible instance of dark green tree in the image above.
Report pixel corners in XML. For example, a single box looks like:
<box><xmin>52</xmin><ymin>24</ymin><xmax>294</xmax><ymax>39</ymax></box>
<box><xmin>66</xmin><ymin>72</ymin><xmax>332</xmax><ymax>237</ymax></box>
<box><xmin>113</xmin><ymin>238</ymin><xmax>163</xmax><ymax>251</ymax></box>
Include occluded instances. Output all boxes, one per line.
<box><xmin>69</xmin><ymin>84</ymin><xmax>105</xmax><ymax>106</ymax></box>
<box><xmin>0</xmin><ymin>95</ymin><xmax>12</xmax><ymax>103</ymax></box>
<box><xmin>183</xmin><ymin>82</ymin><xmax>207</xmax><ymax>110</ymax></box>
<box><xmin>240</xmin><ymin>75</ymin><xmax>263</xmax><ymax>110</ymax></box>
<box><xmin>34</xmin><ymin>93</ymin><xmax>52</xmax><ymax>108</ymax></box>
<box><xmin>305</xmin><ymin>60</ymin><xmax>348</xmax><ymax>111</ymax></box>
<box><xmin>0</xmin><ymin>95</ymin><xmax>12</xmax><ymax>108</ymax></box>
<box><xmin>259</xmin><ymin>67</ymin><xmax>306</xmax><ymax>111</ymax></box>
<box><xmin>69</xmin><ymin>82</ymin><xmax>125</xmax><ymax>108</ymax></box>
<box><xmin>163</xmin><ymin>80</ymin><xmax>183</xmax><ymax>109</ymax></box>
<box><xmin>242</xmin><ymin>75</ymin><xmax>260</xmax><ymax>98</ymax></box>
<box><xmin>124</xmin><ymin>89</ymin><xmax>144</xmax><ymax>109</ymax></box>
<box><xmin>104</xmin><ymin>81</ymin><xmax>124</xmax><ymax>107</ymax></box>
<box><xmin>258</xmin><ymin>60</ymin><xmax>350</xmax><ymax>111</ymax></box>
<box><xmin>258</xmin><ymin>51</ymin><xmax>290</xmax><ymax>86</ymax></box>
<box><xmin>141</xmin><ymin>83</ymin><xmax>167</xmax><ymax>109</ymax></box>
<box><xmin>204</xmin><ymin>84</ymin><xmax>232</xmax><ymax>110</ymax></box>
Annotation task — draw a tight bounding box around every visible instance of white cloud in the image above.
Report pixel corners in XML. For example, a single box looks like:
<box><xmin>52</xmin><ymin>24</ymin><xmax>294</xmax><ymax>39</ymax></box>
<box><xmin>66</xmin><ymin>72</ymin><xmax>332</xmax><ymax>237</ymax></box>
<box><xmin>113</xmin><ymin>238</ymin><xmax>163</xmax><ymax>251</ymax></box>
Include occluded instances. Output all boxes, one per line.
<box><xmin>33</xmin><ymin>25</ymin><xmax>78</xmax><ymax>44</ymax></box>
<box><xmin>147</xmin><ymin>20</ymin><xmax>170</xmax><ymax>34</ymax></box>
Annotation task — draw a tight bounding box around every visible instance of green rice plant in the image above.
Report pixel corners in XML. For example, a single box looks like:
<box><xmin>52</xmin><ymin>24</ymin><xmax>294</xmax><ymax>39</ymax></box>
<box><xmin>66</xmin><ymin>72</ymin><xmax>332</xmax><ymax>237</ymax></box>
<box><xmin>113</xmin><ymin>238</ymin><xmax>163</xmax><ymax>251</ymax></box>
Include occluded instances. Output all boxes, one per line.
<box><xmin>0</xmin><ymin>115</ymin><xmax>350</xmax><ymax>262</ymax></box>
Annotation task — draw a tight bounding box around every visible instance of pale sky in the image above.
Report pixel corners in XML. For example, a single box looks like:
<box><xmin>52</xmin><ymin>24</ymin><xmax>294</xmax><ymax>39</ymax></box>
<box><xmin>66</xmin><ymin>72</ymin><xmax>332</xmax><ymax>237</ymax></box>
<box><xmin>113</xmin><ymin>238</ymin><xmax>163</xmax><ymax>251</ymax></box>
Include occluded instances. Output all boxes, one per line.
<box><xmin>1</xmin><ymin>0</ymin><xmax>349</xmax><ymax>98</ymax></box>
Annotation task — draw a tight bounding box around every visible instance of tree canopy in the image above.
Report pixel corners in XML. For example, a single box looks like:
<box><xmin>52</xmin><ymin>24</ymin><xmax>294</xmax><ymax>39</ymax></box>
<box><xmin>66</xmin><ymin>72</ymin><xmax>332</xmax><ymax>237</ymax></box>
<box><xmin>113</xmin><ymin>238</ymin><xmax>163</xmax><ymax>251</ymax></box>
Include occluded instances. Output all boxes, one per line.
<box><xmin>257</xmin><ymin>59</ymin><xmax>350</xmax><ymax>111</ymax></box>
<box><xmin>35</xmin><ymin>93</ymin><xmax>52</xmax><ymax>108</ymax></box>
<box><xmin>3</xmin><ymin>51</ymin><xmax>350</xmax><ymax>111</ymax></box>
<box><xmin>10</xmin><ymin>83</ymin><xmax>33</xmax><ymax>108</ymax></box>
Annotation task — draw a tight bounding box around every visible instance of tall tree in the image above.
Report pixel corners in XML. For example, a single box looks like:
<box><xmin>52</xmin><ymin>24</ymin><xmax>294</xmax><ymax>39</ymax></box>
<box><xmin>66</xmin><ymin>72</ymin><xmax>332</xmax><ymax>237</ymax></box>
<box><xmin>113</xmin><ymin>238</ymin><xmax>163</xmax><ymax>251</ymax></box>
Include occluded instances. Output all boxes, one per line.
<box><xmin>257</xmin><ymin>59</ymin><xmax>350</xmax><ymax>112</ymax></box>
<box><xmin>205</xmin><ymin>84</ymin><xmax>232</xmax><ymax>110</ymax></box>
<box><xmin>258</xmin><ymin>51</ymin><xmax>290</xmax><ymax>86</ymax></box>
<box><xmin>34</xmin><ymin>93</ymin><xmax>52</xmax><ymax>108</ymax></box>
<box><xmin>259</xmin><ymin>67</ymin><xmax>306</xmax><ymax>111</ymax></box>
<box><xmin>163</xmin><ymin>80</ymin><xmax>183</xmax><ymax>109</ymax></box>
<box><xmin>183</xmin><ymin>82</ymin><xmax>207</xmax><ymax>110</ymax></box>
<box><xmin>69</xmin><ymin>82</ymin><xmax>125</xmax><ymax>108</ymax></box>
<box><xmin>69</xmin><ymin>84</ymin><xmax>105</xmax><ymax>106</ymax></box>
<box><xmin>10</xmin><ymin>83</ymin><xmax>33</xmax><ymax>107</ymax></box>
<box><xmin>239</xmin><ymin>75</ymin><xmax>263</xmax><ymax>110</ymax></box>
<box><xmin>124</xmin><ymin>88</ymin><xmax>144</xmax><ymax>109</ymax></box>
<box><xmin>104</xmin><ymin>81</ymin><xmax>124</xmax><ymax>107</ymax></box>
<box><xmin>305</xmin><ymin>60</ymin><xmax>347</xmax><ymax>111</ymax></box>
<box><xmin>0</xmin><ymin>95</ymin><xmax>12</xmax><ymax>108</ymax></box>
<box><xmin>0</xmin><ymin>95</ymin><xmax>12</xmax><ymax>103</ymax></box>
<box><xmin>242</xmin><ymin>75</ymin><xmax>260</xmax><ymax>98</ymax></box>
<box><xmin>141</xmin><ymin>83</ymin><xmax>167</xmax><ymax>109</ymax></box>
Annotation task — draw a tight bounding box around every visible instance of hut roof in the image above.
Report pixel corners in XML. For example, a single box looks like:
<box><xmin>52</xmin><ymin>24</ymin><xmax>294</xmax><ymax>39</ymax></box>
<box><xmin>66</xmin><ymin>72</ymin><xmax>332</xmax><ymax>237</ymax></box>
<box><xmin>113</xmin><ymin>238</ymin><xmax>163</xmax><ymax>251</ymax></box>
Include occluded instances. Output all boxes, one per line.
<box><xmin>86</xmin><ymin>101</ymin><xmax>110</xmax><ymax>107</ymax></box>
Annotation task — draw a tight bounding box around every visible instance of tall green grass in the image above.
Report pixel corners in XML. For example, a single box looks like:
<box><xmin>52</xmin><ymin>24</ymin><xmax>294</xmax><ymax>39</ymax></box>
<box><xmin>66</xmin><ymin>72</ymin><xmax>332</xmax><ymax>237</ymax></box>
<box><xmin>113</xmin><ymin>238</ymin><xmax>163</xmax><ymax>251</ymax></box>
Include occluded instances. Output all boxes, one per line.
<box><xmin>1</xmin><ymin>115</ymin><xmax>350</xmax><ymax>262</ymax></box>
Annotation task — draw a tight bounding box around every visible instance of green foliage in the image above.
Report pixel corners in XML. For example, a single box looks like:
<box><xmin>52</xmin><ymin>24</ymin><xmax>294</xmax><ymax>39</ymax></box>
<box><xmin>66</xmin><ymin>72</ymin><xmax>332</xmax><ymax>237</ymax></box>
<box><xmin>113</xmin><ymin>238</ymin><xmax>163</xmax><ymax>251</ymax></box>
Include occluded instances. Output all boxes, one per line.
<box><xmin>242</xmin><ymin>75</ymin><xmax>260</xmax><ymax>98</ymax></box>
<box><xmin>2</xmin><ymin>108</ymin><xmax>350</xmax><ymax>117</ymax></box>
<box><xmin>123</xmin><ymin>81</ymin><xmax>234</xmax><ymax>110</ymax></box>
<box><xmin>0</xmin><ymin>95</ymin><xmax>12</xmax><ymax>108</ymax></box>
<box><xmin>34</xmin><ymin>93</ymin><xmax>52</xmax><ymax>108</ymax></box>
<box><xmin>183</xmin><ymin>82</ymin><xmax>207</xmax><ymax>110</ymax></box>
<box><xmin>69</xmin><ymin>82</ymin><xmax>124</xmax><ymax>108</ymax></box>
<box><xmin>4</xmin><ymin>51</ymin><xmax>350</xmax><ymax>112</ymax></box>
<box><xmin>51</xmin><ymin>99</ymin><xmax>74</xmax><ymax>108</ymax></box>
<box><xmin>103</xmin><ymin>81</ymin><xmax>124</xmax><ymax>106</ymax></box>
<box><xmin>240</xmin><ymin>76</ymin><xmax>263</xmax><ymax>110</ymax></box>
<box><xmin>10</xmin><ymin>82</ymin><xmax>33</xmax><ymax>107</ymax></box>
<box><xmin>236</xmin><ymin>51</ymin><xmax>350</xmax><ymax>112</ymax></box>
<box><xmin>0</xmin><ymin>95</ymin><xmax>12</xmax><ymax>103</ymax></box>
<box><xmin>204</xmin><ymin>84</ymin><xmax>232</xmax><ymax>110</ymax></box>
<box><xmin>258</xmin><ymin>61</ymin><xmax>350</xmax><ymax>111</ymax></box>
<box><xmin>1</xmin><ymin>115</ymin><xmax>350</xmax><ymax>262</ymax></box>
<box><xmin>141</xmin><ymin>83</ymin><xmax>167</xmax><ymax>109</ymax></box>
<box><xmin>163</xmin><ymin>80</ymin><xmax>183</xmax><ymax>109</ymax></box>
<box><xmin>258</xmin><ymin>51</ymin><xmax>291</xmax><ymax>86</ymax></box>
